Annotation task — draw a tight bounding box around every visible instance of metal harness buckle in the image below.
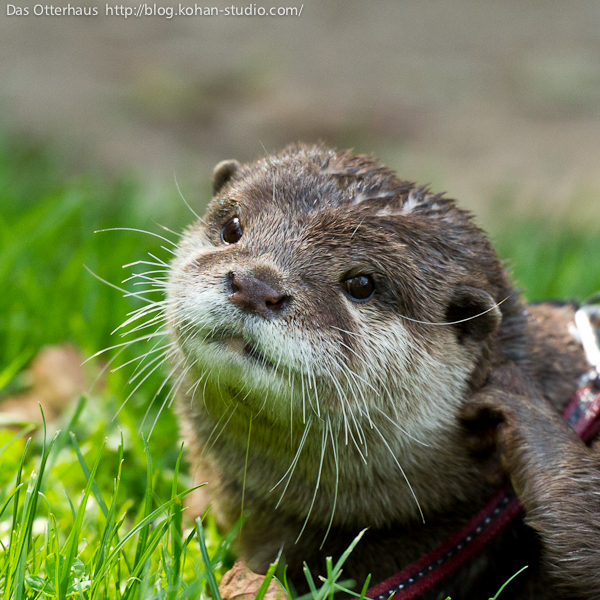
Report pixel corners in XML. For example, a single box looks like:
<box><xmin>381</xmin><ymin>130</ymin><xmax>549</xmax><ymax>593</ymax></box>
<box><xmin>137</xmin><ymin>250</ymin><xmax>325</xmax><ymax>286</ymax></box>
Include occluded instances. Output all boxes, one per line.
<box><xmin>574</xmin><ymin>294</ymin><xmax>600</xmax><ymax>388</ymax></box>
<box><xmin>564</xmin><ymin>295</ymin><xmax>600</xmax><ymax>440</ymax></box>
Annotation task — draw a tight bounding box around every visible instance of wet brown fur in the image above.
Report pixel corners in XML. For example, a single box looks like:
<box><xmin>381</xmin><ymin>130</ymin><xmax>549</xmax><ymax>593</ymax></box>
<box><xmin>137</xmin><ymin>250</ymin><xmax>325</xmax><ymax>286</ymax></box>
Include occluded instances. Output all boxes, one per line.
<box><xmin>167</xmin><ymin>144</ymin><xmax>599</xmax><ymax>599</ymax></box>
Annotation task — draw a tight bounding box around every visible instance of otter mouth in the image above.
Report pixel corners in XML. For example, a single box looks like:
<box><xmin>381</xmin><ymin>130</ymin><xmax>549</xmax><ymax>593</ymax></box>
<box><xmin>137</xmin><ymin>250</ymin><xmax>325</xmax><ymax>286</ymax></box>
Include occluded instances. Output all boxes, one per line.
<box><xmin>218</xmin><ymin>336</ymin><xmax>274</xmax><ymax>369</ymax></box>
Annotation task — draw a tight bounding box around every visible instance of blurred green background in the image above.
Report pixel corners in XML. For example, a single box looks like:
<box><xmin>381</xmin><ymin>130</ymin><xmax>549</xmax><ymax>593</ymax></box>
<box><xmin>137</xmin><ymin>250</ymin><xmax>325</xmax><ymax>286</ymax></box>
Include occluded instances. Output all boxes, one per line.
<box><xmin>2</xmin><ymin>1</ymin><xmax>600</xmax><ymax>225</ymax></box>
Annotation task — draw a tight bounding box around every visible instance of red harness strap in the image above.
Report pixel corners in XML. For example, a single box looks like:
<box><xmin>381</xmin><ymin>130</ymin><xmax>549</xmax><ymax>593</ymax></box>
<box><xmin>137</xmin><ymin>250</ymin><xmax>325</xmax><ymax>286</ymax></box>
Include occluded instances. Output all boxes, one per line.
<box><xmin>366</xmin><ymin>370</ymin><xmax>600</xmax><ymax>600</ymax></box>
<box><xmin>563</xmin><ymin>371</ymin><xmax>600</xmax><ymax>442</ymax></box>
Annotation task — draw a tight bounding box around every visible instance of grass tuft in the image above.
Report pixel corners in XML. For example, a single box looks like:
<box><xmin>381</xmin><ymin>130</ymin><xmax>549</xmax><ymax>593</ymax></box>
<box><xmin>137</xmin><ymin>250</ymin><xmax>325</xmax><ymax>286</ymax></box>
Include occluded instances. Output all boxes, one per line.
<box><xmin>0</xmin><ymin>402</ymin><xmax>233</xmax><ymax>600</ymax></box>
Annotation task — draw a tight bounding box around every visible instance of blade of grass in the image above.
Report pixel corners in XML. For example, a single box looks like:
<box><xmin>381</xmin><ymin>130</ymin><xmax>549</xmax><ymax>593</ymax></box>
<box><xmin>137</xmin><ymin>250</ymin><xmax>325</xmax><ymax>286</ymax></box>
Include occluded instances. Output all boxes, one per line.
<box><xmin>70</xmin><ymin>430</ymin><xmax>110</xmax><ymax>518</ymax></box>
<box><xmin>121</xmin><ymin>434</ymin><xmax>155</xmax><ymax>600</ymax></box>
<box><xmin>326</xmin><ymin>578</ymin><xmax>370</xmax><ymax>599</ymax></box>
<box><xmin>134</xmin><ymin>434</ymin><xmax>154</xmax><ymax>566</ymax></box>
<box><xmin>14</xmin><ymin>472</ymin><xmax>39</xmax><ymax>600</ymax></box>
<box><xmin>489</xmin><ymin>565</ymin><xmax>528</xmax><ymax>600</ymax></box>
<box><xmin>93</xmin><ymin>433</ymin><xmax>125</xmax><ymax>578</ymax></box>
<box><xmin>278</xmin><ymin>564</ymin><xmax>294</xmax><ymax>600</ymax></box>
<box><xmin>59</xmin><ymin>436</ymin><xmax>107</xmax><ymax>600</ymax></box>
<box><xmin>0</xmin><ymin>484</ymin><xmax>24</xmax><ymax>523</ymax></box>
<box><xmin>302</xmin><ymin>563</ymin><xmax>318</xmax><ymax>598</ymax></box>
<box><xmin>332</xmin><ymin>529</ymin><xmax>366</xmax><ymax>575</ymax></box>
<box><xmin>254</xmin><ymin>560</ymin><xmax>280</xmax><ymax>600</ymax></box>
<box><xmin>210</xmin><ymin>515</ymin><xmax>241</xmax><ymax>568</ymax></box>
<box><xmin>6</xmin><ymin>437</ymin><xmax>32</xmax><ymax>581</ymax></box>
<box><xmin>5</xmin><ymin>412</ymin><xmax>58</xmax><ymax>600</ymax></box>
<box><xmin>90</xmin><ymin>486</ymin><xmax>200</xmax><ymax>593</ymax></box>
<box><xmin>167</xmin><ymin>443</ymin><xmax>185</xmax><ymax>600</ymax></box>
<box><xmin>74</xmin><ymin>430</ymin><xmax>134</xmax><ymax>581</ymax></box>
<box><xmin>122</xmin><ymin>517</ymin><xmax>173</xmax><ymax>599</ymax></box>
<box><xmin>326</xmin><ymin>556</ymin><xmax>334</xmax><ymax>600</ymax></box>
<box><xmin>295</xmin><ymin>530</ymin><xmax>368</xmax><ymax>600</ymax></box>
<box><xmin>172</xmin><ymin>444</ymin><xmax>185</xmax><ymax>568</ymax></box>
<box><xmin>358</xmin><ymin>573</ymin><xmax>371</xmax><ymax>600</ymax></box>
<box><xmin>195</xmin><ymin>516</ymin><xmax>222</xmax><ymax>600</ymax></box>
<box><xmin>43</xmin><ymin>396</ymin><xmax>87</xmax><ymax>485</ymax></box>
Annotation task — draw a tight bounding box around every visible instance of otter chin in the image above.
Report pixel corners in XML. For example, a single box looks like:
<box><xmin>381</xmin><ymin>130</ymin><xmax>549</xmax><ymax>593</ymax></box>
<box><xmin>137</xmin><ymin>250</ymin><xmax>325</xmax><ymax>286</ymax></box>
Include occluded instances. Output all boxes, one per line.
<box><xmin>165</xmin><ymin>144</ymin><xmax>599</xmax><ymax>599</ymax></box>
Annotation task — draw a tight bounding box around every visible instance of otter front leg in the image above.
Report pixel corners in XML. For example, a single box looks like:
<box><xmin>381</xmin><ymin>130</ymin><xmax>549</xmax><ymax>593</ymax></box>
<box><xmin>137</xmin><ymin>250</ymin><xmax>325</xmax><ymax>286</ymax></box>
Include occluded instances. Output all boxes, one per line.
<box><xmin>464</xmin><ymin>368</ymin><xmax>600</xmax><ymax>599</ymax></box>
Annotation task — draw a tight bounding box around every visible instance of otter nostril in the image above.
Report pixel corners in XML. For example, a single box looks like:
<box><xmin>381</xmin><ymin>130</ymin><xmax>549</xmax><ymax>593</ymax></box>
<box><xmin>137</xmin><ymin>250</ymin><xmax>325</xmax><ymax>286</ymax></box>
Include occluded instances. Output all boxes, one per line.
<box><xmin>226</xmin><ymin>272</ymin><xmax>240</xmax><ymax>294</ymax></box>
<box><xmin>266</xmin><ymin>295</ymin><xmax>288</xmax><ymax>312</ymax></box>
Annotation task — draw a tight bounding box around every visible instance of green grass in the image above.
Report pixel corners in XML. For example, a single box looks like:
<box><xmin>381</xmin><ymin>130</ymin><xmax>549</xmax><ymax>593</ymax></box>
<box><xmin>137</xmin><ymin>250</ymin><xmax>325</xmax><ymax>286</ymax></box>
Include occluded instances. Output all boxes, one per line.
<box><xmin>0</xmin><ymin>400</ymin><xmax>368</xmax><ymax>600</ymax></box>
<box><xmin>0</xmin><ymin>400</ymin><xmax>239</xmax><ymax>600</ymax></box>
<box><xmin>491</xmin><ymin>220</ymin><xmax>600</xmax><ymax>303</ymax></box>
<box><xmin>0</xmin><ymin>134</ymin><xmax>599</xmax><ymax>599</ymax></box>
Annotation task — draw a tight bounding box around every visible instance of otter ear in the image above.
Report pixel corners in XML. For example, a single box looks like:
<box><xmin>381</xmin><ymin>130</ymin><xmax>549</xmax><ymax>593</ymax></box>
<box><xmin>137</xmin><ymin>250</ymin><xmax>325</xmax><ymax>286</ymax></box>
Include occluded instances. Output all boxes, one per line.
<box><xmin>445</xmin><ymin>286</ymin><xmax>502</xmax><ymax>343</ymax></box>
<box><xmin>212</xmin><ymin>159</ymin><xmax>241</xmax><ymax>195</ymax></box>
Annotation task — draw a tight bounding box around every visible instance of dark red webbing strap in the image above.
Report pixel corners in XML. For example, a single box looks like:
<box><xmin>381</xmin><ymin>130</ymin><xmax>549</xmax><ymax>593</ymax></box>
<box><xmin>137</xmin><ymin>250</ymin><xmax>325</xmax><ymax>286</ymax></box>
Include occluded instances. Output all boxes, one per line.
<box><xmin>366</xmin><ymin>372</ymin><xmax>600</xmax><ymax>600</ymax></box>
<box><xmin>366</xmin><ymin>491</ymin><xmax>522</xmax><ymax>600</ymax></box>
<box><xmin>563</xmin><ymin>374</ymin><xmax>600</xmax><ymax>442</ymax></box>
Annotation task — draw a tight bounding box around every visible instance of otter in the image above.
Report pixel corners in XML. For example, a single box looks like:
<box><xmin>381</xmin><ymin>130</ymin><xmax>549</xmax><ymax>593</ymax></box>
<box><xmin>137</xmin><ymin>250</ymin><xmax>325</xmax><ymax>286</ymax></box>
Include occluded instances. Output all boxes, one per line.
<box><xmin>165</xmin><ymin>144</ymin><xmax>600</xmax><ymax>599</ymax></box>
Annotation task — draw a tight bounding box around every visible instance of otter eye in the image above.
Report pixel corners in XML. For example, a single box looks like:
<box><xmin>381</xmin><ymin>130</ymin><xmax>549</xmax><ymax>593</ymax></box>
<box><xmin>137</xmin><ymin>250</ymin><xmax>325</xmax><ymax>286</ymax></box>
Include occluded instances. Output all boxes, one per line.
<box><xmin>221</xmin><ymin>217</ymin><xmax>243</xmax><ymax>244</ymax></box>
<box><xmin>342</xmin><ymin>275</ymin><xmax>375</xmax><ymax>302</ymax></box>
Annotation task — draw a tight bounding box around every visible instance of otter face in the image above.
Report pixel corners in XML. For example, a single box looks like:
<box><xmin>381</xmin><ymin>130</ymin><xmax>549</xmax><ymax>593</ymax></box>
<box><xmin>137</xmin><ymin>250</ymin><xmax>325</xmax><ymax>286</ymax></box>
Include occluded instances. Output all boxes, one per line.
<box><xmin>164</xmin><ymin>146</ymin><xmax>522</xmax><ymax>530</ymax></box>
<box><xmin>167</xmin><ymin>145</ymin><xmax>507</xmax><ymax>452</ymax></box>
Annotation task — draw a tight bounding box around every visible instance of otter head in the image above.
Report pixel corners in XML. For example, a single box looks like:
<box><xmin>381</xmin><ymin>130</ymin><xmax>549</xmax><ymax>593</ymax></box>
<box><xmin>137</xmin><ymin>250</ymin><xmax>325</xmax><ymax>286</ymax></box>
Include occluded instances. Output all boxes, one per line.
<box><xmin>166</xmin><ymin>144</ymin><xmax>522</xmax><ymax>528</ymax></box>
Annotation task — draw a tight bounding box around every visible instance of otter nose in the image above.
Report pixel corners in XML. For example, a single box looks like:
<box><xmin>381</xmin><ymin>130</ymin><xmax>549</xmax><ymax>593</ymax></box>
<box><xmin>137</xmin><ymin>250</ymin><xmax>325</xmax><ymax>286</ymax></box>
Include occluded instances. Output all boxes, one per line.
<box><xmin>228</xmin><ymin>274</ymin><xmax>288</xmax><ymax>316</ymax></box>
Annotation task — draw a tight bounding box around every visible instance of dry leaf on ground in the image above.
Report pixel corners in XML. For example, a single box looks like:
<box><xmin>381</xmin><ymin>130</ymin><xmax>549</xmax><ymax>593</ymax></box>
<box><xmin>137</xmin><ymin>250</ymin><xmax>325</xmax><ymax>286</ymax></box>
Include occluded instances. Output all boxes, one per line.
<box><xmin>0</xmin><ymin>345</ymin><xmax>87</xmax><ymax>424</ymax></box>
<box><xmin>219</xmin><ymin>560</ymin><xmax>286</xmax><ymax>600</ymax></box>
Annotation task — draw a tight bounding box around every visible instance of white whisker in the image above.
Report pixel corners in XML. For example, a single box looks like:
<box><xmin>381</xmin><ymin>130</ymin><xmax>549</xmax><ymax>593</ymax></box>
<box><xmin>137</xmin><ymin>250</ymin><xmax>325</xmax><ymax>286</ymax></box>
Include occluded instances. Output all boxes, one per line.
<box><xmin>95</xmin><ymin>227</ymin><xmax>178</xmax><ymax>247</ymax></box>
<box><xmin>174</xmin><ymin>172</ymin><xmax>206</xmax><ymax>224</ymax></box>
<box><xmin>296</xmin><ymin>418</ymin><xmax>327</xmax><ymax>542</ymax></box>
<box><xmin>372</xmin><ymin>422</ymin><xmax>425</xmax><ymax>524</ymax></box>
<box><xmin>320</xmin><ymin>418</ymin><xmax>338</xmax><ymax>548</ymax></box>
